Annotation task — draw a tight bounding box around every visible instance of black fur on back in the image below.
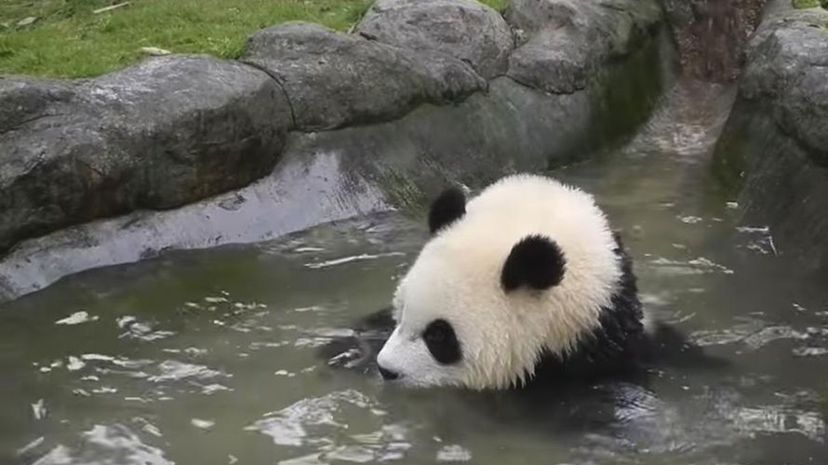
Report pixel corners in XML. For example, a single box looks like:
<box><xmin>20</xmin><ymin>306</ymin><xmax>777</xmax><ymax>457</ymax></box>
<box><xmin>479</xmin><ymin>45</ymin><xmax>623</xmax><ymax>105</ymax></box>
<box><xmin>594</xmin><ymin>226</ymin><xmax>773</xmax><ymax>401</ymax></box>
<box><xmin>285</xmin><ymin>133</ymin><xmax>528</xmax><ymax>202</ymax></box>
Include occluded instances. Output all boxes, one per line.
<box><xmin>524</xmin><ymin>232</ymin><xmax>716</xmax><ymax>387</ymax></box>
<box><xmin>526</xmin><ymin>232</ymin><xmax>646</xmax><ymax>384</ymax></box>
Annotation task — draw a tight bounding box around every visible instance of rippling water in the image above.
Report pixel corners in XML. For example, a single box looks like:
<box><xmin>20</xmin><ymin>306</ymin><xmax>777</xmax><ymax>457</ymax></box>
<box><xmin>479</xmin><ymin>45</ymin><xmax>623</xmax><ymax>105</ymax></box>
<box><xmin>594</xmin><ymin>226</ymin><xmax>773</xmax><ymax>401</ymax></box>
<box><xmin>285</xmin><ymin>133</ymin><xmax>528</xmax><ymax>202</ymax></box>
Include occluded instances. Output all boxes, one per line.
<box><xmin>2</xmin><ymin>81</ymin><xmax>828</xmax><ymax>465</ymax></box>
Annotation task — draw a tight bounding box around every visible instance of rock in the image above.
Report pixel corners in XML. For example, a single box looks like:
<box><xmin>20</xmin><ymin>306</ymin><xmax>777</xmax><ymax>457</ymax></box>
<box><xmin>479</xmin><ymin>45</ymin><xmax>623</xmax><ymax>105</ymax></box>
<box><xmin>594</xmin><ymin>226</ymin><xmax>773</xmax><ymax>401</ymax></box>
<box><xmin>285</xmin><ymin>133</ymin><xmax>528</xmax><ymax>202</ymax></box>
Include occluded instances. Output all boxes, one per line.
<box><xmin>739</xmin><ymin>10</ymin><xmax>828</xmax><ymax>164</ymax></box>
<box><xmin>356</xmin><ymin>0</ymin><xmax>514</xmax><ymax>79</ymax></box>
<box><xmin>504</xmin><ymin>0</ymin><xmax>663</xmax><ymax>93</ymax></box>
<box><xmin>505</xmin><ymin>28</ymin><xmax>591</xmax><ymax>93</ymax></box>
<box><xmin>241</xmin><ymin>22</ymin><xmax>486</xmax><ymax>131</ymax></box>
<box><xmin>660</xmin><ymin>0</ymin><xmax>696</xmax><ymax>27</ymax></box>
<box><xmin>661</xmin><ymin>0</ymin><xmax>766</xmax><ymax>82</ymax></box>
<box><xmin>0</xmin><ymin>0</ymin><xmax>677</xmax><ymax>301</ymax></box>
<box><xmin>505</xmin><ymin>0</ymin><xmax>581</xmax><ymax>34</ymax></box>
<box><xmin>713</xmin><ymin>2</ymin><xmax>828</xmax><ymax>275</ymax></box>
<box><xmin>0</xmin><ymin>55</ymin><xmax>291</xmax><ymax>254</ymax></box>
<box><xmin>0</xmin><ymin>29</ymin><xmax>675</xmax><ymax>302</ymax></box>
<box><xmin>0</xmin><ymin>147</ymin><xmax>391</xmax><ymax>301</ymax></box>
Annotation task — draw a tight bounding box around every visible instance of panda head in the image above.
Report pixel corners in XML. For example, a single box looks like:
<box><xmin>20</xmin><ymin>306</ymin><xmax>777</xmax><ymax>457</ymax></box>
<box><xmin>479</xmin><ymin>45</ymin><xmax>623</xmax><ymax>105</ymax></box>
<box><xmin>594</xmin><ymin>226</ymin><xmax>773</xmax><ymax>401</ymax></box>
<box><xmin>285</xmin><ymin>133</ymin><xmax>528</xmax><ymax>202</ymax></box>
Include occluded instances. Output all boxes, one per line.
<box><xmin>376</xmin><ymin>175</ymin><xmax>621</xmax><ymax>390</ymax></box>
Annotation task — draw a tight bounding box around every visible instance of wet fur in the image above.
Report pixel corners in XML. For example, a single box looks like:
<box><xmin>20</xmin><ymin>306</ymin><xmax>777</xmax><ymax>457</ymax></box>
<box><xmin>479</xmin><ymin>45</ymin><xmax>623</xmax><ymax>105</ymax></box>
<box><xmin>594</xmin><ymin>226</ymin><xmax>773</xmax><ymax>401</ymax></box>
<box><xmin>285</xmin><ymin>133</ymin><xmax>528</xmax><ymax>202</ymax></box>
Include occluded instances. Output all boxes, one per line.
<box><xmin>380</xmin><ymin>174</ymin><xmax>630</xmax><ymax>388</ymax></box>
<box><xmin>322</xmin><ymin>304</ymin><xmax>716</xmax><ymax>390</ymax></box>
<box><xmin>321</xmin><ymin>234</ymin><xmax>715</xmax><ymax>389</ymax></box>
<box><xmin>321</xmin><ymin>174</ymin><xmax>719</xmax><ymax>389</ymax></box>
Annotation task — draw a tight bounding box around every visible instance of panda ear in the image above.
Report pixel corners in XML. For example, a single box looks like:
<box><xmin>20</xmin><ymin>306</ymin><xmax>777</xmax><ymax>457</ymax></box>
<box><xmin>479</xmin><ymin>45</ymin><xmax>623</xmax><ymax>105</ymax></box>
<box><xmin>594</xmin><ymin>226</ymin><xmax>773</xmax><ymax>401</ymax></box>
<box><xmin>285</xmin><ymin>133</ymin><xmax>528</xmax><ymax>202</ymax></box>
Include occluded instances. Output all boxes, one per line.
<box><xmin>428</xmin><ymin>187</ymin><xmax>466</xmax><ymax>234</ymax></box>
<box><xmin>501</xmin><ymin>235</ymin><xmax>566</xmax><ymax>292</ymax></box>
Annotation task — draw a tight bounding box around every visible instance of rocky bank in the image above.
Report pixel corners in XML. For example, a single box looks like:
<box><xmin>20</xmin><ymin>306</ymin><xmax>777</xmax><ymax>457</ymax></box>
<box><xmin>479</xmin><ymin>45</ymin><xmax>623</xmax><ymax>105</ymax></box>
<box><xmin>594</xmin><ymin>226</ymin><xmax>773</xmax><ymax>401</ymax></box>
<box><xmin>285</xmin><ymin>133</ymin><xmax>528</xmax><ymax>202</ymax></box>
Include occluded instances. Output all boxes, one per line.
<box><xmin>713</xmin><ymin>0</ymin><xmax>828</xmax><ymax>277</ymax></box>
<box><xmin>0</xmin><ymin>0</ymin><xmax>674</xmax><ymax>301</ymax></box>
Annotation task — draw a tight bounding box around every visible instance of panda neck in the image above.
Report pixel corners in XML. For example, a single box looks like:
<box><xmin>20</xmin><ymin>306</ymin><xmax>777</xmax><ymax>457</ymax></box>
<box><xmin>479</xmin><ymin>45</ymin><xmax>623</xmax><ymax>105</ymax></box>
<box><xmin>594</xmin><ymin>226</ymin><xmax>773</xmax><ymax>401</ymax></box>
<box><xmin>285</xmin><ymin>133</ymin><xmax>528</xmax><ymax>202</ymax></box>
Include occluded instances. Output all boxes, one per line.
<box><xmin>522</xmin><ymin>235</ymin><xmax>648</xmax><ymax>387</ymax></box>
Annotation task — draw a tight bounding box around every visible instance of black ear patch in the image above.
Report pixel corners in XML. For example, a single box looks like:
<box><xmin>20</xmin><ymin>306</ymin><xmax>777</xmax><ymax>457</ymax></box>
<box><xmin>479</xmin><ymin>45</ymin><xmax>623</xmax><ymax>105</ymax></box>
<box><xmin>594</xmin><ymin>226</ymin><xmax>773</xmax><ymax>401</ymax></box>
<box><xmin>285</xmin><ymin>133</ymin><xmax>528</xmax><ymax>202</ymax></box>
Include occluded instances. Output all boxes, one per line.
<box><xmin>501</xmin><ymin>235</ymin><xmax>566</xmax><ymax>292</ymax></box>
<box><xmin>428</xmin><ymin>187</ymin><xmax>466</xmax><ymax>234</ymax></box>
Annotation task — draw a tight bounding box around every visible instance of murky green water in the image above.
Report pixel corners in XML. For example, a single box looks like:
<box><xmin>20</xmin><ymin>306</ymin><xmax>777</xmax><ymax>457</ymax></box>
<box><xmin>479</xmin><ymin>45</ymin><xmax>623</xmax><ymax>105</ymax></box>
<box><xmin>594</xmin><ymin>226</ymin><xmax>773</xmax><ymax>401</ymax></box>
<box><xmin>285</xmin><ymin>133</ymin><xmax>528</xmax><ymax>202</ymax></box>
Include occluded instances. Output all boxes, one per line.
<box><xmin>3</xmin><ymin>81</ymin><xmax>828</xmax><ymax>465</ymax></box>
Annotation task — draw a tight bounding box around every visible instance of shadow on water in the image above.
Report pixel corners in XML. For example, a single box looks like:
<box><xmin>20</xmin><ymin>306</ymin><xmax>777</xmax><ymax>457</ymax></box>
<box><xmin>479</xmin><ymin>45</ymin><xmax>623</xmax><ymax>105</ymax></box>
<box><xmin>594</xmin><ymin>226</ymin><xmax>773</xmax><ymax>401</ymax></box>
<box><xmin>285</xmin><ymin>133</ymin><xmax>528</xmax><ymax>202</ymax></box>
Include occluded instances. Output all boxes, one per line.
<box><xmin>1</xmin><ymin>80</ymin><xmax>828</xmax><ymax>465</ymax></box>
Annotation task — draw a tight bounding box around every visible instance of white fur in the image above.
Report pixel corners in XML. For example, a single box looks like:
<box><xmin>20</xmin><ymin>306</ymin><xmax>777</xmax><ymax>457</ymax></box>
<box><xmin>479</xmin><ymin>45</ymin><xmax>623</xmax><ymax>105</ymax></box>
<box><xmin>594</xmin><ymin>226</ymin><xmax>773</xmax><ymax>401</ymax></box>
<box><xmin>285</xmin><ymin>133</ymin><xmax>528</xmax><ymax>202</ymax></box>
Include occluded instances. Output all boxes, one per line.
<box><xmin>378</xmin><ymin>174</ymin><xmax>628</xmax><ymax>390</ymax></box>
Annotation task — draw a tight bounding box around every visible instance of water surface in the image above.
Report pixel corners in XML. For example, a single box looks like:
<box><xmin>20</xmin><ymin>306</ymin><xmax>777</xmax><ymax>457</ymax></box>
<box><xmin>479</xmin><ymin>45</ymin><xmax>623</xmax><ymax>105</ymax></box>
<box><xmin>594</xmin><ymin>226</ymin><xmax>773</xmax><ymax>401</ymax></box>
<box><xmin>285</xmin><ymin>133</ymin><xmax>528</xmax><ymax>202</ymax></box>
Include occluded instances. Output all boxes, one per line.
<box><xmin>2</xmin><ymin>81</ymin><xmax>828</xmax><ymax>465</ymax></box>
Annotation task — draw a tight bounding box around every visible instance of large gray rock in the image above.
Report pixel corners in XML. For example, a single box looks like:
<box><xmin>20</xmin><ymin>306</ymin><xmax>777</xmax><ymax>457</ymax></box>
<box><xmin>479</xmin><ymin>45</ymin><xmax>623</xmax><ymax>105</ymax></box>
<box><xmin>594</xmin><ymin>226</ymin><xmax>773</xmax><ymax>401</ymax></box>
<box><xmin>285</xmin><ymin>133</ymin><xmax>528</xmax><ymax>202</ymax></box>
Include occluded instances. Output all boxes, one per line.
<box><xmin>0</xmin><ymin>76</ymin><xmax>590</xmax><ymax>300</ymax></box>
<box><xmin>0</xmin><ymin>55</ymin><xmax>291</xmax><ymax>254</ymax></box>
<box><xmin>356</xmin><ymin>0</ymin><xmax>514</xmax><ymax>79</ymax></box>
<box><xmin>504</xmin><ymin>0</ymin><xmax>663</xmax><ymax>93</ymax></box>
<box><xmin>0</xmin><ymin>0</ymin><xmax>677</xmax><ymax>301</ymax></box>
<box><xmin>0</xmin><ymin>38</ymin><xmax>676</xmax><ymax>302</ymax></box>
<box><xmin>738</xmin><ymin>9</ymin><xmax>828</xmax><ymax>165</ymax></box>
<box><xmin>242</xmin><ymin>22</ymin><xmax>486</xmax><ymax>131</ymax></box>
<box><xmin>0</xmin><ymin>148</ymin><xmax>390</xmax><ymax>300</ymax></box>
<box><xmin>713</xmin><ymin>3</ymin><xmax>828</xmax><ymax>275</ymax></box>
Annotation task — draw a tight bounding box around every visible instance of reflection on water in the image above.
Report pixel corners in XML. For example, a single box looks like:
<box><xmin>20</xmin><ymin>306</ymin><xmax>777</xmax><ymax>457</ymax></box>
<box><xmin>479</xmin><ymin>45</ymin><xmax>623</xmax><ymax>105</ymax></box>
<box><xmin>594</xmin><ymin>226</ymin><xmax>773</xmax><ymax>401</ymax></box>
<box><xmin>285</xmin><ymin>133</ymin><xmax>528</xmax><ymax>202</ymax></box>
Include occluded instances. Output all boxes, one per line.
<box><xmin>2</xmin><ymin>81</ymin><xmax>828</xmax><ymax>464</ymax></box>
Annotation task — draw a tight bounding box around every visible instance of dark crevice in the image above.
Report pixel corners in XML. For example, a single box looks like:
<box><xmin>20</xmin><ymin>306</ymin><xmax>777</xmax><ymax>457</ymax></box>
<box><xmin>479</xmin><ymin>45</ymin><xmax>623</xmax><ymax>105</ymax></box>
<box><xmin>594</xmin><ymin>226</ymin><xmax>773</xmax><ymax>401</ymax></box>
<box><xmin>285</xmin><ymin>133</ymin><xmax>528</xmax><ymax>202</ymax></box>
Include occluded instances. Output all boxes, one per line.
<box><xmin>661</xmin><ymin>0</ymin><xmax>768</xmax><ymax>82</ymax></box>
<box><xmin>289</xmin><ymin>83</ymin><xmax>486</xmax><ymax>134</ymax></box>
<box><xmin>237</xmin><ymin>59</ymin><xmax>298</xmax><ymax>130</ymax></box>
<box><xmin>502</xmin><ymin>73</ymin><xmax>584</xmax><ymax>96</ymax></box>
<box><xmin>0</xmin><ymin>112</ymin><xmax>65</xmax><ymax>136</ymax></box>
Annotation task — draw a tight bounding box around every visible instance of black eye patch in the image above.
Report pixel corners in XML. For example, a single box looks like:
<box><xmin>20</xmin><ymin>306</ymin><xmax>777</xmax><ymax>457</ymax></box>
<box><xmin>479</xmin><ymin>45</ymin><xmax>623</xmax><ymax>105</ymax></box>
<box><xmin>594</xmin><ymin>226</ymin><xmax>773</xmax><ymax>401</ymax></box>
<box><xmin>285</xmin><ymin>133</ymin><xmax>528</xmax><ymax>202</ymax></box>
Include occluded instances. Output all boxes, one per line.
<box><xmin>422</xmin><ymin>319</ymin><xmax>462</xmax><ymax>365</ymax></box>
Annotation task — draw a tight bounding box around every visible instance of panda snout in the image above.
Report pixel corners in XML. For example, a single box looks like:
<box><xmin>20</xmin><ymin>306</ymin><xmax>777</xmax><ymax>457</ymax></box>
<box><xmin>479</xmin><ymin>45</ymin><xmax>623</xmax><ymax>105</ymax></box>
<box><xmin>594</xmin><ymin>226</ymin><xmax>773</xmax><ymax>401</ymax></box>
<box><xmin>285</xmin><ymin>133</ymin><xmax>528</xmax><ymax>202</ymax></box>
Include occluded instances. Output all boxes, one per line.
<box><xmin>378</xmin><ymin>365</ymin><xmax>400</xmax><ymax>381</ymax></box>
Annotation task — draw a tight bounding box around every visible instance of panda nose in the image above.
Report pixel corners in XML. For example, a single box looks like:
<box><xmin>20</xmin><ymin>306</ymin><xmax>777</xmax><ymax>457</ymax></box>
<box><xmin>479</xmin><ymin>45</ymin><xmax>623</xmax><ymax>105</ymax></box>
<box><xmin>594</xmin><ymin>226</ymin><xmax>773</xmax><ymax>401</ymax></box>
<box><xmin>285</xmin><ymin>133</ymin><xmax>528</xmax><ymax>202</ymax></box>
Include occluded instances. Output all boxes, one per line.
<box><xmin>378</xmin><ymin>365</ymin><xmax>400</xmax><ymax>381</ymax></box>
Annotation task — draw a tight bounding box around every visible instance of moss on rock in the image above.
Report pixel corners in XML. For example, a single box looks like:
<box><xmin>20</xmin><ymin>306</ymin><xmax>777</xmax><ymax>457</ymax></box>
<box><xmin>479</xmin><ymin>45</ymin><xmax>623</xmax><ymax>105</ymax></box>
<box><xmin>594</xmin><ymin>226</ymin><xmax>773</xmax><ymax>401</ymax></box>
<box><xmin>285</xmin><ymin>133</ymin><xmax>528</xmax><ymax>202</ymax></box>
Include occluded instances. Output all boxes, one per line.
<box><xmin>792</xmin><ymin>0</ymin><xmax>820</xmax><ymax>9</ymax></box>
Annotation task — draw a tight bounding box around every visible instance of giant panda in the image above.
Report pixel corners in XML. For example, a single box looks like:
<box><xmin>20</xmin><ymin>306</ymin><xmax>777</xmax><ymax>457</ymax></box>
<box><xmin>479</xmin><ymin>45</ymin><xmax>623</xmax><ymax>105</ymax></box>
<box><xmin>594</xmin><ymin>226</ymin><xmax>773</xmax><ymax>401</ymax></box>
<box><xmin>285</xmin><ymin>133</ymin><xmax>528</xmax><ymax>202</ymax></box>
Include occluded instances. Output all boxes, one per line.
<box><xmin>323</xmin><ymin>173</ymin><xmax>708</xmax><ymax>391</ymax></box>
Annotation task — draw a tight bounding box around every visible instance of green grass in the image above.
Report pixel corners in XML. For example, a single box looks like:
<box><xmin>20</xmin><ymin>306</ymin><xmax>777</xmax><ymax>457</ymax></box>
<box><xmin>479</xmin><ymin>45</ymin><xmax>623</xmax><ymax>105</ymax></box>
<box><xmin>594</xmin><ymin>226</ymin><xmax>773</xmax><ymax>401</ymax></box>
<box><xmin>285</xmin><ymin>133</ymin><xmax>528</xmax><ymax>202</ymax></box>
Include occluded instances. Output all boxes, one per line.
<box><xmin>0</xmin><ymin>0</ymin><xmax>510</xmax><ymax>79</ymax></box>
<box><xmin>792</xmin><ymin>0</ymin><xmax>821</xmax><ymax>8</ymax></box>
<box><xmin>482</xmin><ymin>0</ymin><xmax>509</xmax><ymax>11</ymax></box>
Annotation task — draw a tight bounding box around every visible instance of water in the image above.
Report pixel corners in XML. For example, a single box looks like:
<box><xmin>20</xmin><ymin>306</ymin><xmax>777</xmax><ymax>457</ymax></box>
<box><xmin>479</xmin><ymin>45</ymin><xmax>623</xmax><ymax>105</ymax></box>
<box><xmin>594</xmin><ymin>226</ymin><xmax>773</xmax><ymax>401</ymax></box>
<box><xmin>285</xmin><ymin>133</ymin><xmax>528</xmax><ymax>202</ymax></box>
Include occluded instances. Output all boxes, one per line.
<box><xmin>2</xmin><ymin>81</ymin><xmax>828</xmax><ymax>465</ymax></box>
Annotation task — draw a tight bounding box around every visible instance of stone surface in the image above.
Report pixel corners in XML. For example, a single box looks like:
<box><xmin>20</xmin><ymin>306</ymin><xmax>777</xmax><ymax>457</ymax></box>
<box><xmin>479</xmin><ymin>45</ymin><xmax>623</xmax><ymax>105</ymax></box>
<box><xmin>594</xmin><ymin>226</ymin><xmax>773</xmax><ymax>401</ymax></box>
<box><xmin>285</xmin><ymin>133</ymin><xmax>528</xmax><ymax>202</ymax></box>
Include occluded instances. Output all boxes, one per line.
<box><xmin>0</xmin><ymin>148</ymin><xmax>390</xmax><ymax>301</ymax></box>
<box><xmin>356</xmin><ymin>0</ymin><xmax>514</xmax><ymax>79</ymax></box>
<box><xmin>713</xmin><ymin>2</ymin><xmax>828</xmax><ymax>275</ymax></box>
<box><xmin>504</xmin><ymin>0</ymin><xmax>663</xmax><ymax>94</ymax></box>
<box><xmin>662</xmin><ymin>0</ymin><xmax>767</xmax><ymax>82</ymax></box>
<box><xmin>739</xmin><ymin>9</ymin><xmax>828</xmax><ymax>164</ymax></box>
<box><xmin>0</xmin><ymin>55</ymin><xmax>291</xmax><ymax>254</ymax></box>
<box><xmin>0</xmin><ymin>37</ymin><xmax>674</xmax><ymax>302</ymax></box>
<box><xmin>242</xmin><ymin>22</ymin><xmax>486</xmax><ymax>131</ymax></box>
<box><xmin>0</xmin><ymin>0</ymin><xmax>676</xmax><ymax>301</ymax></box>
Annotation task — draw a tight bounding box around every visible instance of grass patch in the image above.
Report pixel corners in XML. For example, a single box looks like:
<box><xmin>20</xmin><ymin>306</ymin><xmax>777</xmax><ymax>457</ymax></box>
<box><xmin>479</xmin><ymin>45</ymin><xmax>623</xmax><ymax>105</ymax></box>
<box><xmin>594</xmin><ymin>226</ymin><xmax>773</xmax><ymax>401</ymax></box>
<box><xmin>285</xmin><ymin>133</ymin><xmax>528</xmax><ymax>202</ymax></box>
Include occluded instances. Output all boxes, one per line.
<box><xmin>0</xmin><ymin>0</ymin><xmax>510</xmax><ymax>79</ymax></box>
<box><xmin>483</xmin><ymin>0</ymin><xmax>510</xmax><ymax>11</ymax></box>
<box><xmin>792</xmin><ymin>0</ymin><xmax>821</xmax><ymax>8</ymax></box>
